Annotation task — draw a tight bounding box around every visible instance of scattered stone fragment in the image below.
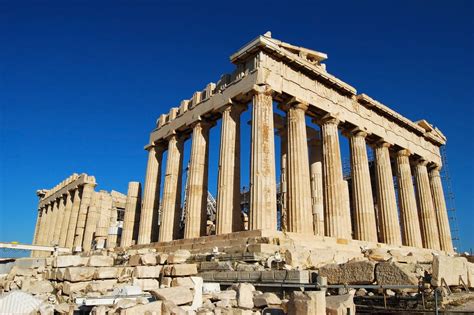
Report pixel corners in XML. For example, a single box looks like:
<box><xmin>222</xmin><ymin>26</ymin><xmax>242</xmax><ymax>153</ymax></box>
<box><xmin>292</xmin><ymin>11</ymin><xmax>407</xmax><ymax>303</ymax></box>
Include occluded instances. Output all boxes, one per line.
<box><xmin>375</xmin><ymin>262</ymin><xmax>420</xmax><ymax>286</ymax></box>
<box><xmin>285</xmin><ymin>248</ymin><xmax>310</xmax><ymax>268</ymax></box>
<box><xmin>89</xmin><ymin>255</ymin><xmax>114</xmax><ymax>267</ymax></box>
<box><xmin>157</xmin><ymin>253</ymin><xmax>168</xmax><ymax>265</ymax></box>
<box><xmin>253</xmin><ymin>292</ymin><xmax>282</xmax><ymax>307</ymax></box>
<box><xmin>26</xmin><ymin>280</ymin><xmax>54</xmax><ymax>295</ymax></box>
<box><xmin>151</xmin><ymin>286</ymin><xmax>194</xmax><ymax>305</ymax></box>
<box><xmin>431</xmin><ymin>255</ymin><xmax>468</xmax><ymax>286</ymax></box>
<box><xmin>172</xmin><ymin>264</ymin><xmax>198</xmax><ymax>276</ymax></box>
<box><xmin>119</xmin><ymin>300</ymin><xmax>162</xmax><ymax>315</ymax></box>
<box><xmin>287</xmin><ymin>291</ymin><xmax>313</xmax><ymax>315</ymax></box>
<box><xmin>326</xmin><ymin>294</ymin><xmax>355</xmax><ymax>315</ymax></box>
<box><xmin>64</xmin><ymin>267</ymin><xmax>96</xmax><ymax>282</ymax></box>
<box><xmin>167</xmin><ymin>250</ymin><xmax>191</xmax><ymax>264</ymax></box>
<box><xmin>140</xmin><ymin>253</ymin><xmax>157</xmax><ymax>266</ymax></box>
<box><xmin>95</xmin><ymin>267</ymin><xmax>121</xmax><ymax>279</ymax></box>
<box><xmin>53</xmin><ymin>255</ymin><xmax>87</xmax><ymax>268</ymax></box>
<box><xmin>319</xmin><ymin>260</ymin><xmax>375</xmax><ymax>284</ymax></box>
<box><xmin>133</xmin><ymin>265</ymin><xmax>162</xmax><ymax>278</ymax></box>
<box><xmin>133</xmin><ymin>278</ymin><xmax>160</xmax><ymax>291</ymax></box>
<box><xmin>235</xmin><ymin>283</ymin><xmax>255</xmax><ymax>309</ymax></box>
<box><xmin>171</xmin><ymin>277</ymin><xmax>194</xmax><ymax>288</ymax></box>
<box><xmin>355</xmin><ymin>288</ymin><xmax>367</xmax><ymax>297</ymax></box>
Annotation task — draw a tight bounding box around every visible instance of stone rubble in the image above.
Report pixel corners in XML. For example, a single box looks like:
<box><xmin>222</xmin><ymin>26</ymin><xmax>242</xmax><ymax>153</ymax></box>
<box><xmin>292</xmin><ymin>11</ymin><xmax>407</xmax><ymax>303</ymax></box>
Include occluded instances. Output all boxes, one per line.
<box><xmin>0</xmin><ymin>244</ymin><xmax>473</xmax><ymax>314</ymax></box>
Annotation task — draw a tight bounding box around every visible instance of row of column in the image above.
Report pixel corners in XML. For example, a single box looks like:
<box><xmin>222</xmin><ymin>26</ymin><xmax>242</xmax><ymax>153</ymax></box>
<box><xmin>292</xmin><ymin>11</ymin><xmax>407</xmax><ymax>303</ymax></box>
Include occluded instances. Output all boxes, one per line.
<box><xmin>33</xmin><ymin>182</ymin><xmax>133</xmax><ymax>256</ymax></box>
<box><xmin>33</xmin><ymin>183</ymin><xmax>92</xmax><ymax>256</ymax></box>
<box><xmin>137</xmin><ymin>89</ymin><xmax>453</xmax><ymax>252</ymax></box>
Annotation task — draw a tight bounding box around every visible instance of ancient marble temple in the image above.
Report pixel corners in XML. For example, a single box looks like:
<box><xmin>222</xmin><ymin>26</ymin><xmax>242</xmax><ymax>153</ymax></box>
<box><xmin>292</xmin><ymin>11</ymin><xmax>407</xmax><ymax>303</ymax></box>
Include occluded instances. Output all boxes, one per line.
<box><xmin>32</xmin><ymin>33</ymin><xmax>454</xmax><ymax>254</ymax></box>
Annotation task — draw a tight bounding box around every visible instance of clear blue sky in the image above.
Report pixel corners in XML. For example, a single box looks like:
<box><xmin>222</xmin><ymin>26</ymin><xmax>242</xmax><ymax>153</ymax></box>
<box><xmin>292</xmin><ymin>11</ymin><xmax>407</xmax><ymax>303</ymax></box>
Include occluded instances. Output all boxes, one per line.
<box><xmin>1</xmin><ymin>1</ymin><xmax>472</xmax><ymax>253</ymax></box>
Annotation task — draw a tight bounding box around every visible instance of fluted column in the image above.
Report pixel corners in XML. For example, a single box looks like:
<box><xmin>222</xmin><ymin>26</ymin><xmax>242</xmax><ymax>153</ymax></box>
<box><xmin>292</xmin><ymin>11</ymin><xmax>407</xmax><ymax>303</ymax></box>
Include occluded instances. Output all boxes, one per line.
<box><xmin>95</xmin><ymin>192</ymin><xmax>112</xmax><ymax>249</ymax></box>
<box><xmin>47</xmin><ymin>200</ymin><xmax>59</xmax><ymax>245</ymax></box>
<box><xmin>52</xmin><ymin>197</ymin><xmax>65</xmax><ymax>244</ymax></box>
<box><xmin>121</xmin><ymin>182</ymin><xmax>142</xmax><ymax>247</ymax></box>
<box><xmin>286</xmin><ymin>102</ymin><xmax>313</xmax><ymax>234</ymax></box>
<box><xmin>184</xmin><ymin>122</ymin><xmax>211</xmax><ymax>238</ymax></box>
<box><xmin>320</xmin><ymin>116</ymin><xmax>349</xmax><ymax>238</ymax></box>
<box><xmin>429</xmin><ymin>166</ymin><xmax>454</xmax><ymax>252</ymax></box>
<box><xmin>216</xmin><ymin>105</ymin><xmax>244</xmax><ymax>234</ymax></box>
<box><xmin>73</xmin><ymin>183</ymin><xmax>95</xmax><ymax>251</ymax></box>
<box><xmin>42</xmin><ymin>203</ymin><xmax>53</xmax><ymax>248</ymax></box>
<box><xmin>36</xmin><ymin>207</ymin><xmax>46</xmax><ymax>246</ymax></box>
<box><xmin>249</xmin><ymin>88</ymin><xmax>277</xmax><ymax>230</ymax></box>
<box><xmin>65</xmin><ymin>189</ymin><xmax>81</xmax><ymax>249</ymax></box>
<box><xmin>414</xmin><ymin>160</ymin><xmax>441</xmax><ymax>250</ymax></box>
<box><xmin>137</xmin><ymin>145</ymin><xmax>164</xmax><ymax>244</ymax></box>
<box><xmin>107</xmin><ymin>203</ymin><xmax>118</xmax><ymax>248</ymax></box>
<box><xmin>395</xmin><ymin>150</ymin><xmax>423</xmax><ymax>248</ymax></box>
<box><xmin>342</xmin><ymin>179</ymin><xmax>352</xmax><ymax>236</ymax></box>
<box><xmin>349</xmin><ymin>130</ymin><xmax>377</xmax><ymax>242</ymax></box>
<box><xmin>279</xmin><ymin>128</ymin><xmax>288</xmax><ymax>232</ymax></box>
<box><xmin>58</xmin><ymin>192</ymin><xmax>73</xmax><ymax>247</ymax></box>
<box><xmin>374</xmin><ymin>142</ymin><xmax>402</xmax><ymax>245</ymax></box>
<box><xmin>82</xmin><ymin>192</ymin><xmax>100</xmax><ymax>252</ymax></box>
<box><xmin>159</xmin><ymin>134</ymin><xmax>184</xmax><ymax>242</ymax></box>
<box><xmin>309</xmin><ymin>135</ymin><xmax>324</xmax><ymax>236</ymax></box>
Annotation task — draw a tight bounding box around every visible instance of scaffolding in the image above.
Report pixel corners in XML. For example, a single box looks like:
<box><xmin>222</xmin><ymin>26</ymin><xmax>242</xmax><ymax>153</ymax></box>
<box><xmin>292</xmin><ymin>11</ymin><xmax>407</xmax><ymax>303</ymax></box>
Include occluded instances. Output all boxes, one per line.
<box><xmin>440</xmin><ymin>145</ymin><xmax>461</xmax><ymax>251</ymax></box>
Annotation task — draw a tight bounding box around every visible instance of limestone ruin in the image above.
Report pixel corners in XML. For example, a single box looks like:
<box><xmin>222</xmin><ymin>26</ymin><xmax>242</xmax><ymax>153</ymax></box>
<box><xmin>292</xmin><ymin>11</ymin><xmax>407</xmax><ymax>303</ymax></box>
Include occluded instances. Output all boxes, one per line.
<box><xmin>2</xmin><ymin>33</ymin><xmax>472</xmax><ymax>314</ymax></box>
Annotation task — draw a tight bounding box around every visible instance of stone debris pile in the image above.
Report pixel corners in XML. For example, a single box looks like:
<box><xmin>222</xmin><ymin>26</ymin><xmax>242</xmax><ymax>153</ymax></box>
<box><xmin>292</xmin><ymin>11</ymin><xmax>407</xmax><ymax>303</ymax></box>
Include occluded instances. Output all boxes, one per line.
<box><xmin>0</xmin><ymin>245</ymin><xmax>473</xmax><ymax>314</ymax></box>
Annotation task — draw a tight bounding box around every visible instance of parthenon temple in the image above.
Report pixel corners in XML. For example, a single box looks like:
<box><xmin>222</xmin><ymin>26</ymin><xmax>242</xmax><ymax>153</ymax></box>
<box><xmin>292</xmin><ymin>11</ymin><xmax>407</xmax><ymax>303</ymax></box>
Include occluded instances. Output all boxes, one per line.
<box><xmin>32</xmin><ymin>33</ymin><xmax>453</xmax><ymax>256</ymax></box>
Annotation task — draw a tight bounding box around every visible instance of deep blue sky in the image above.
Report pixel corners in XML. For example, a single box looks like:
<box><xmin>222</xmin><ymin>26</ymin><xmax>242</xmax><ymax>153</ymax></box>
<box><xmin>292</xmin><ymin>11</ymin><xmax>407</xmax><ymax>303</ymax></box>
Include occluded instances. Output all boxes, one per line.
<box><xmin>1</xmin><ymin>1</ymin><xmax>472</xmax><ymax>253</ymax></box>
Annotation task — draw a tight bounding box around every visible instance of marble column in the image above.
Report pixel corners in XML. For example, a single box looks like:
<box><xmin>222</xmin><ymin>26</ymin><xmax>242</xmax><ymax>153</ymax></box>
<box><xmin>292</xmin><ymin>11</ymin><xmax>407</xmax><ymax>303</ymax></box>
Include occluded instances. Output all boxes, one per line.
<box><xmin>349</xmin><ymin>130</ymin><xmax>377</xmax><ymax>242</ymax></box>
<box><xmin>184</xmin><ymin>121</ymin><xmax>211</xmax><ymax>239</ymax></box>
<box><xmin>121</xmin><ymin>182</ymin><xmax>142</xmax><ymax>248</ymax></box>
<box><xmin>320</xmin><ymin>116</ymin><xmax>350</xmax><ymax>238</ymax></box>
<box><xmin>52</xmin><ymin>197</ymin><xmax>66</xmax><ymax>244</ymax></box>
<box><xmin>249</xmin><ymin>88</ymin><xmax>277</xmax><ymax>230</ymax></box>
<box><xmin>159</xmin><ymin>134</ymin><xmax>184</xmax><ymax>242</ymax></box>
<box><xmin>137</xmin><ymin>145</ymin><xmax>164</xmax><ymax>244</ymax></box>
<box><xmin>395</xmin><ymin>149</ymin><xmax>423</xmax><ymax>248</ymax></box>
<box><xmin>286</xmin><ymin>102</ymin><xmax>313</xmax><ymax>234</ymax></box>
<box><xmin>429</xmin><ymin>166</ymin><xmax>454</xmax><ymax>252</ymax></box>
<box><xmin>73</xmin><ymin>183</ymin><xmax>95</xmax><ymax>251</ymax></box>
<box><xmin>216</xmin><ymin>105</ymin><xmax>244</xmax><ymax>234</ymax></box>
<box><xmin>36</xmin><ymin>207</ymin><xmax>46</xmax><ymax>246</ymax></box>
<box><xmin>58</xmin><ymin>192</ymin><xmax>73</xmax><ymax>247</ymax></box>
<box><xmin>414</xmin><ymin>160</ymin><xmax>441</xmax><ymax>250</ymax></box>
<box><xmin>82</xmin><ymin>192</ymin><xmax>100</xmax><ymax>252</ymax></box>
<box><xmin>42</xmin><ymin>203</ymin><xmax>53</xmax><ymax>248</ymax></box>
<box><xmin>374</xmin><ymin>142</ymin><xmax>402</xmax><ymax>245</ymax></box>
<box><xmin>106</xmin><ymin>204</ymin><xmax>118</xmax><ymax>248</ymax></box>
<box><xmin>342</xmin><ymin>179</ymin><xmax>352</xmax><ymax>237</ymax></box>
<box><xmin>279</xmin><ymin>128</ymin><xmax>288</xmax><ymax>232</ymax></box>
<box><xmin>95</xmin><ymin>192</ymin><xmax>112</xmax><ymax>249</ymax></box>
<box><xmin>65</xmin><ymin>189</ymin><xmax>81</xmax><ymax>249</ymax></box>
<box><xmin>308</xmin><ymin>135</ymin><xmax>324</xmax><ymax>236</ymax></box>
<box><xmin>47</xmin><ymin>200</ymin><xmax>60</xmax><ymax>245</ymax></box>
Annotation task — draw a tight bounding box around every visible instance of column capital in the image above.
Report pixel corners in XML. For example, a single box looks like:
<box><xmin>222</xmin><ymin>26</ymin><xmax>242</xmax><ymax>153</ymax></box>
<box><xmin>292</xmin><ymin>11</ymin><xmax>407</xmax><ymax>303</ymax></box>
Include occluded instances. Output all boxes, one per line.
<box><xmin>250</xmin><ymin>84</ymin><xmax>273</xmax><ymax>96</ymax></box>
<box><xmin>375</xmin><ymin>140</ymin><xmax>392</xmax><ymax>149</ymax></box>
<box><xmin>415</xmin><ymin>158</ymin><xmax>429</xmax><ymax>167</ymax></box>
<box><xmin>281</xmin><ymin>97</ymin><xmax>309</xmax><ymax>111</ymax></box>
<box><xmin>190</xmin><ymin>118</ymin><xmax>214</xmax><ymax>131</ymax></box>
<box><xmin>428</xmin><ymin>163</ymin><xmax>442</xmax><ymax>172</ymax></box>
<box><xmin>344</xmin><ymin>127</ymin><xmax>369</xmax><ymax>139</ymax></box>
<box><xmin>396</xmin><ymin>149</ymin><xmax>412</xmax><ymax>157</ymax></box>
<box><xmin>314</xmin><ymin>113</ymin><xmax>340</xmax><ymax>126</ymax></box>
<box><xmin>219</xmin><ymin>101</ymin><xmax>247</xmax><ymax>114</ymax></box>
